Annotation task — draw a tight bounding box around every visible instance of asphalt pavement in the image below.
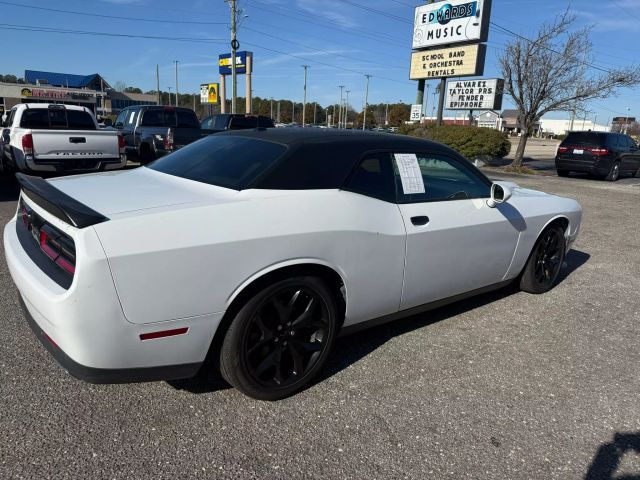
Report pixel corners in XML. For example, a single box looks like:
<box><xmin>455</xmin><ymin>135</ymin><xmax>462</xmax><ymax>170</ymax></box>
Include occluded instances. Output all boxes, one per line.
<box><xmin>0</xmin><ymin>170</ymin><xmax>639</xmax><ymax>479</ymax></box>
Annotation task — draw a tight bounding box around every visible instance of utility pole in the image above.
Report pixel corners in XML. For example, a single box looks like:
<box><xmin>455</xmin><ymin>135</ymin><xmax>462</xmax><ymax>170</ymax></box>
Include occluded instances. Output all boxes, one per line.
<box><xmin>363</xmin><ymin>74</ymin><xmax>371</xmax><ymax>131</ymax></box>
<box><xmin>277</xmin><ymin>101</ymin><xmax>280</xmax><ymax>123</ymax></box>
<box><xmin>167</xmin><ymin>87</ymin><xmax>172</xmax><ymax>106</ymax></box>
<box><xmin>228</xmin><ymin>0</ymin><xmax>238</xmax><ymax>114</ymax></box>
<box><xmin>174</xmin><ymin>60</ymin><xmax>179</xmax><ymax>106</ymax></box>
<box><xmin>385</xmin><ymin>103</ymin><xmax>389</xmax><ymax>126</ymax></box>
<box><xmin>270</xmin><ymin>98</ymin><xmax>274</xmax><ymax>119</ymax></box>
<box><xmin>302</xmin><ymin>65</ymin><xmax>309</xmax><ymax>127</ymax></box>
<box><xmin>292</xmin><ymin>100</ymin><xmax>295</xmax><ymax>124</ymax></box>
<box><xmin>338</xmin><ymin>85</ymin><xmax>345</xmax><ymax>129</ymax></box>
<box><xmin>345</xmin><ymin>90</ymin><xmax>350</xmax><ymax>129</ymax></box>
<box><xmin>593</xmin><ymin>114</ymin><xmax>598</xmax><ymax>131</ymax></box>
<box><xmin>156</xmin><ymin>64</ymin><xmax>160</xmax><ymax>105</ymax></box>
<box><xmin>313</xmin><ymin>101</ymin><xmax>317</xmax><ymax>125</ymax></box>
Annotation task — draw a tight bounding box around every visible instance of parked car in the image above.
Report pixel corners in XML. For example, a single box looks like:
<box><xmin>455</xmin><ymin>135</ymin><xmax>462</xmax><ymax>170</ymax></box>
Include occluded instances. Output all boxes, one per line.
<box><xmin>5</xmin><ymin>130</ymin><xmax>582</xmax><ymax>400</ymax></box>
<box><xmin>112</xmin><ymin>105</ymin><xmax>202</xmax><ymax>164</ymax></box>
<box><xmin>200</xmin><ymin>113</ymin><xmax>275</xmax><ymax>134</ymax></box>
<box><xmin>555</xmin><ymin>131</ymin><xmax>640</xmax><ymax>181</ymax></box>
<box><xmin>1</xmin><ymin>103</ymin><xmax>125</xmax><ymax>174</ymax></box>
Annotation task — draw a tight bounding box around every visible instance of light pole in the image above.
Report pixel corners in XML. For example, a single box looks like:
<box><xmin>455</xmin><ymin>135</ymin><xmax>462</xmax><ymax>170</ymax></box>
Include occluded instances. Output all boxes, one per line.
<box><xmin>313</xmin><ymin>101</ymin><xmax>317</xmax><ymax>125</ymax></box>
<box><xmin>302</xmin><ymin>65</ymin><xmax>309</xmax><ymax>127</ymax></box>
<box><xmin>363</xmin><ymin>74</ymin><xmax>371</xmax><ymax>131</ymax></box>
<box><xmin>326</xmin><ymin>107</ymin><xmax>330</xmax><ymax>127</ymax></box>
<box><xmin>270</xmin><ymin>98</ymin><xmax>274</xmax><ymax>119</ymax></box>
<box><xmin>292</xmin><ymin>100</ymin><xmax>295</xmax><ymax>124</ymax></box>
<box><xmin>385</xmin><ymin>103</ymin><xmax>389</xmax><ymax>126</ymax></box>
<box><xmin>174</xmin><ymin>60</ymin><xmax>179</xmax><ymax>106</ymax></box>
<box><xmin>338</xmin><ymin>86</ymin><xmax>345</xmax><ymax>129</ymax></box>
<box><xmin>593</xmin><ymin>114</ymin><xmax>598</xmax><ymax>131</ymax></box>
<box><xmin>167</xmin><ymin>87</ymin><xmax>172</xmax><ymax>106</ymax></box>
<box><xmin>227</xmin><ymin>0</ymin><xmax>239</xmax><ymax>114</ymax></box>
<box><xmin>345</xmin><ymin>90</ymin><xmax>350</xmax><ymax>129</ymax></box>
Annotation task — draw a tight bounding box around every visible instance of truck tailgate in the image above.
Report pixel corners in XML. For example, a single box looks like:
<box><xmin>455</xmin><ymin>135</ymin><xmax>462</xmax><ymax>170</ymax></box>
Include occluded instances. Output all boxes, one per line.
<box><xmin>31</xmin><ymin>129</ymin><xmax>120</xmax><ymax>161</ymax></box>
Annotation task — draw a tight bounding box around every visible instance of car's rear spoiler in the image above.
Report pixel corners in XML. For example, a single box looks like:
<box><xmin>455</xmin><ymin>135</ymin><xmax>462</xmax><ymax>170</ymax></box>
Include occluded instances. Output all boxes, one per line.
<box><xmin>15</xmin><ymin>173</ymin><xmax>109</xmax><ymax>228</ymax></box>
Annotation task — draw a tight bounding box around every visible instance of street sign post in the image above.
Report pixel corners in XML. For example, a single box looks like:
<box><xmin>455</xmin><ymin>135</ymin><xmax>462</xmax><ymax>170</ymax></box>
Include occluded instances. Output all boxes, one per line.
<box><xmin>410</xmin><ymin>104</ymin><xmax>423</xmax><ymax>121</ymax></box>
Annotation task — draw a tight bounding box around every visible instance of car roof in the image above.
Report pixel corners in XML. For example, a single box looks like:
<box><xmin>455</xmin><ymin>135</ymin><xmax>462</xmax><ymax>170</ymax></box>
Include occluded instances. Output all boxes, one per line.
<box><xmin>217</xmin><ymin>128</ymin><xmax>456</xmax><ymax>154</ymax></box>
<box><xmin>21</xmin><ymin>103</ymin><xmax>88</xmax><ymax>112</ymax></box>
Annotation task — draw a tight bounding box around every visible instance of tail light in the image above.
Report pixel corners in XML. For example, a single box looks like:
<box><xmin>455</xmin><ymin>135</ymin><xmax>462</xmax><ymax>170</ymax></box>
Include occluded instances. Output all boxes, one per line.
<box><xmin>588</xmin><ymin>147</ymin><xmax>609</xmax><ymax>156</ymax></box>
<box><xmin>557</xmin><ymin>146</ymin><xmax>569</xmax><ymax>154</ymax></box>
<box><xmin>164</xmin><ymin>127</ymin><xmax>174</xmax><ymax>151</ymax></box>
<box><xmin>118</xmin><ymin>134</ymin><xmax>126</xmax><ymax>154</ymax></box>
<box><xmin>22</xmin><ymin>133</ymin><xmax>34</xmax><ymax>156</ymax></box>
<box><xmin>39</xmin><ymin>226</ymin><xmax>76</xmax><ymax>275</ymax></box>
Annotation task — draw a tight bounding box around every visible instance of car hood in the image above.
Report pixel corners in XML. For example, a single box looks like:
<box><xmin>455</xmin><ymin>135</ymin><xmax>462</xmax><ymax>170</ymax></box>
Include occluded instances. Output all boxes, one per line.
<box><xmin>47</xmin><ymin>167</ymin><xmax>240</xmax><ymax>216</ymax></box>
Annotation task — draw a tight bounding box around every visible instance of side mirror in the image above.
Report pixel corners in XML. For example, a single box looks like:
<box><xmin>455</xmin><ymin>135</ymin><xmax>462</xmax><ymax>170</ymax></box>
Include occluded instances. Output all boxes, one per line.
<box><xmin>487</xmin><ymin>182</ymin><xmax>512</xmax><ymax>208</ymax></box>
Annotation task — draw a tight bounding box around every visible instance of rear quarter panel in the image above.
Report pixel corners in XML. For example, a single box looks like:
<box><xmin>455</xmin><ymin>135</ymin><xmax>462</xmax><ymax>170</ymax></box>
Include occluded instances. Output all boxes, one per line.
<box><xmin>93</xmin><ymin>190</ymin><xmax>407</xmax><ymax>326</ymax></box>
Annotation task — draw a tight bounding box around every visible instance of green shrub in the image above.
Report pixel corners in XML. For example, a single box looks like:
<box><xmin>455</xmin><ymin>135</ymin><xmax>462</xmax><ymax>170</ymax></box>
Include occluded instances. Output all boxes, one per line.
<box><xmin>401</xmin><ymin>124</ymin><xmax>511</xmax><ymax>159</ymax></box>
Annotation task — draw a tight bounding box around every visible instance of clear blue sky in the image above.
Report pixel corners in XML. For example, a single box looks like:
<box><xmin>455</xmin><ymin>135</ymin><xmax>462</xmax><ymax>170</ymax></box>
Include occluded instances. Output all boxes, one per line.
<box><xmin>1</xmin><ymin>0</ymin><xmax>638</xmax><ymax>123</ymax></box>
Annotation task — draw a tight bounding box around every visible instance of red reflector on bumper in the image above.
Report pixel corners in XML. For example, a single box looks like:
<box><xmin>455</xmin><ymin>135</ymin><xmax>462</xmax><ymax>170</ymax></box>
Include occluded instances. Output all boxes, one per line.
<box><xmin>140</xmin><ymin>327</ymin><xmax>188</xmax><ymax>341</ymax></box>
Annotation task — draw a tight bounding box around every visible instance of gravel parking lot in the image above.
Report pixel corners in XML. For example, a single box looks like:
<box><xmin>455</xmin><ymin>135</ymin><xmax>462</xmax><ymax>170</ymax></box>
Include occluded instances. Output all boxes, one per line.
<box><xmin>1</xmin><ymin>171</ymin><xmax>639</xmax><ymax>479</ymax></box>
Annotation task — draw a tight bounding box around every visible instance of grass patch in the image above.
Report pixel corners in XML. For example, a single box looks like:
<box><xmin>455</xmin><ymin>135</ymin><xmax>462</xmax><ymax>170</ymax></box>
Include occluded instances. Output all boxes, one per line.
<box><xmin>501</xmin><ymin>166</ymin><xmax>543</xmax><ymax>175</ymax></box>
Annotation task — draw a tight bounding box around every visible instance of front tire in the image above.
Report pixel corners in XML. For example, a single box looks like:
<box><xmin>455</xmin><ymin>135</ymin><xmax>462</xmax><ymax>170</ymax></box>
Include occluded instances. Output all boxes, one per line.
<box><xmin>520</xmin><ymin>225</ymin><xmax>566</xmax><ymax>294</ymax></box>
<box><xmin>220</xmin><ymin>276</ymin><xmax>338</xmax><ymax>400</ymax></box>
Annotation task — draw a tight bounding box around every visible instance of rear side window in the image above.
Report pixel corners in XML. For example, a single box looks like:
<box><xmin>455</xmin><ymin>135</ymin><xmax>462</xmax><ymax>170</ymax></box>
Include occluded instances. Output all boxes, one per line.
<box><xmin>148</xmin><ymin>135</ymin><xmax>287</xmax><ymax>190</ymax></box>
<box><xmin>563</xmin><ymin>132</ymin><xmax>606</xmax><ymax>146</ymax></box>
<box><xmin>343</xmin><ymin>153</ymin><xmax>396</xmax><ymax>202</ymax></box>
<box><xmin>256</xmin><ymin>142</ymin><xmax>361</xmax><ymax>190</ymax></box>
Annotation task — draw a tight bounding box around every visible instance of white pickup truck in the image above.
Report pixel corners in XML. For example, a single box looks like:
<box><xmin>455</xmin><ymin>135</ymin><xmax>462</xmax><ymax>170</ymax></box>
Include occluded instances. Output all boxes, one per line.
<box><xmin>1</xmin><ymin>103</ymin><xmax>126</xmax><ymax>174</ymax></box>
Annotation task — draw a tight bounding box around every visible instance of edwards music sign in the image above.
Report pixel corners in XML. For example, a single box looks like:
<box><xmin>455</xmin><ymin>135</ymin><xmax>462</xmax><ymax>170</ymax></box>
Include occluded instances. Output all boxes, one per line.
<box><xmin>412</xmin><ymin>0</ymin><xmax>492</xmax><ymax>49</ymax></box>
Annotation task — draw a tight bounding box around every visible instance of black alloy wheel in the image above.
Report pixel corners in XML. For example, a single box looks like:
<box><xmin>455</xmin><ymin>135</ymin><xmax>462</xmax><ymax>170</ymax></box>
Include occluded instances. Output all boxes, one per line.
<box><xmin>605</xmin><ymin>161</ymin><xmax>620</xmax><ymax>182</ymax></box>
<box><xmin>520</xmin><ymin>225</ymin><xmax>566</xmax><ymax>294</ymax></box>
<box><xmin>220</xmin><ymin>276</ymin><xmax>337</xmax><ymax>400</ymax></box>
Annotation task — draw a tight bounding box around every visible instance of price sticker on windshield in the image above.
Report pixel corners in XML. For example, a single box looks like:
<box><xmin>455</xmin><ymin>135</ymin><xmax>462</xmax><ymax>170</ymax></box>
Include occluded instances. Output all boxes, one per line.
<box><xmin>394</xmin><ymin>154</ymin><xmax>425</xmax><ymax>194</ymax></box>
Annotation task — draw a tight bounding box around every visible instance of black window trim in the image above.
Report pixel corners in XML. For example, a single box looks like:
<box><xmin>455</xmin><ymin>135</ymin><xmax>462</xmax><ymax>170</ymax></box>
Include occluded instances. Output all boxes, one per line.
<box><xmin>392</xmin><ymin>150</ymin><xmax>493</xmax><ymax>205</ymax></box>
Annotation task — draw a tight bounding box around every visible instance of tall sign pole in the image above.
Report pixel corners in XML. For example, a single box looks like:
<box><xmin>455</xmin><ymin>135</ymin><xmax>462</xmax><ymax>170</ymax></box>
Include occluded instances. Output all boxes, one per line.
<box><xmin>363</xmin><ymin>74</ymin><xmax>371</xmax><ymax>130</ymax></box>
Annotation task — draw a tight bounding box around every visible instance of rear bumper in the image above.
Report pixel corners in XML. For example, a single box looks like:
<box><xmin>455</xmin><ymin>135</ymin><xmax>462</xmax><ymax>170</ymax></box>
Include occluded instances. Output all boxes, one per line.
<box><xmin>20</xmin><ymin>295</ymin><xmax>202</xmax><ymax>383</ymax></box>
<box><xmin>555</xmin><ymin>156</ymin><xmax>611</xmax><ymax>174</ymax></box>
<box><xmin>26</xmin><ymin>155</ymin><xmax>127</xmax><ymax>173</ymax></box>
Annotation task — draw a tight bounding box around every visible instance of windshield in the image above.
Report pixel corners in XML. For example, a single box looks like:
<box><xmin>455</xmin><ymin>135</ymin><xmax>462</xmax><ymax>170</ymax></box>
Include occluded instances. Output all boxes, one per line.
<box><xmin>147</xmin><ymin>135</ymin><xmax>287</xmax><ymax>190</ymax></box>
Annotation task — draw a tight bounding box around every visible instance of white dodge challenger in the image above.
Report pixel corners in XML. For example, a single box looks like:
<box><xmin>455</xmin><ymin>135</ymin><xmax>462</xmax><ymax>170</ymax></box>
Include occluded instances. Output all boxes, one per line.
<box><xmin>4</xmin><ymin>130</ymin><xmax>581</xmax><ymax>400</ymax></box>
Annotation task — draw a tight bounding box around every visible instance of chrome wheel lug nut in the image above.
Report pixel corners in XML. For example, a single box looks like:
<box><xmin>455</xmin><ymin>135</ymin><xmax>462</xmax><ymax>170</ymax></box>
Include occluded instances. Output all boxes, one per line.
<box><xmin>274</xmin><ymin>338</ymin><xmax>279</xmax><ymax>343</ymax></box>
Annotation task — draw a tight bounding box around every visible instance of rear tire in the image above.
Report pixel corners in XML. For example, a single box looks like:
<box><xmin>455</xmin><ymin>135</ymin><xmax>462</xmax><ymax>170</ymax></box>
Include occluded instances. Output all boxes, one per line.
<box><xmin>605</xmin><ymin>161</ymin><xmax>621</xmax><ymax>182</ymax></box>
<box><xmin>557</xmin><ymin>169</ymin><xmax>569</xmax><ymax>178</ymax></box>
<box><xmin>520</xmin><ymin>225</ymin><xmax>566</xmax><ymax>294</ymax></box>
<box><xmin>219</xmin><ymin>276</ymin><xmax>338</xmax><ymax>401</ymax></box>
<box><xmin>139</xmin><ymin>145</ymin><xmax>154</xmax><ymax>165</ymax></box>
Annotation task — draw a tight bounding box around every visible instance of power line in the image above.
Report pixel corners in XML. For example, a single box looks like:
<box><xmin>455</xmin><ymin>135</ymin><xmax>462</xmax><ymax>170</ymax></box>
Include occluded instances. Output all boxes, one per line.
<box><xmin>0</xmin><ymin>0</ymin><xmax>227</xmax><ymax>25</ymax></box>
<box><xmin>244</xmin><ymin>26</ymin><xmax>406</xmax><ymax>70</ymax></box>
<box><xmin>0</xmin><ymin>23</ymin><xmax>226</xmax><ymax>44</ymax></box>
<box><xmin>336</xmin><ymin>0</ymin><xmax>411</xmax><ymax>23</ymax></box>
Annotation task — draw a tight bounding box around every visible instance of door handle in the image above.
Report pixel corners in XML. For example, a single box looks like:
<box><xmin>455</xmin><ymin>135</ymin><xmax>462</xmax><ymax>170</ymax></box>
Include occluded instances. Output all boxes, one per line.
<box><xmin>411</xmin><ymin>216</ymin><xmax>430</xmax><ymax>226</ymax></box>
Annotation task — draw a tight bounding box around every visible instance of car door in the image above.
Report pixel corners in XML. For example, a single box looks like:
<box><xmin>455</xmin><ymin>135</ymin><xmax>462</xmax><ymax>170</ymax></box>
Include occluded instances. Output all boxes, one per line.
<box><xmin>393</xmin><ymin>151</ymin><xmax>522</xmax><ymax>311</ymax></box>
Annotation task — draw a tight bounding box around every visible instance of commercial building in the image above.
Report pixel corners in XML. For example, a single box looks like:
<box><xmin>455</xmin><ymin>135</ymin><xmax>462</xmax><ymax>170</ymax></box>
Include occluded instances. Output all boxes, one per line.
<box><xmin>0</xmin><ymin>70</ymin><xmax>157</xmax><ymax>118</ymax></box>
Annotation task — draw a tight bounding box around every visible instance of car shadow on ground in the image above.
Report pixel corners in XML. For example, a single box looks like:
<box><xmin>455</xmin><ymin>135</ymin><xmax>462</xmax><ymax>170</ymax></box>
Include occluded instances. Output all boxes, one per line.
<box><xmin>585</xmin><ymin>432</ymin><xmax>640</xmax><ymax>480</ymax></box>
<box><xmin>0</xmin><ymin>174</ymin><xmax>19</xmax><ymax>202</ymax></box>
<box><xmin>170</xmin><ymin>249</ymin><xmax>591</xmax><ymax>396</ymax></box>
